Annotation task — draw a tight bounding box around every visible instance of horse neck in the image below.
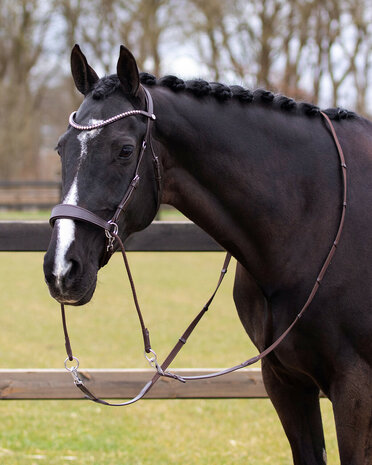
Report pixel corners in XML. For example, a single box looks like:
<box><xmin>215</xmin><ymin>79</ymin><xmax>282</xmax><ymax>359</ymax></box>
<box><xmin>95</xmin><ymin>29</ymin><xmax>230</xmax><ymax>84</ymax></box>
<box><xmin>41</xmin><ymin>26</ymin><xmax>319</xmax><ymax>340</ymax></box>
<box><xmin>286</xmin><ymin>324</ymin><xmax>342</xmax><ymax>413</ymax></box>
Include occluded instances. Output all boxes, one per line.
<box><xmin>151</xmin><ymin>88</ymin><xmax>341</xmax><ymax>294</ymax></box>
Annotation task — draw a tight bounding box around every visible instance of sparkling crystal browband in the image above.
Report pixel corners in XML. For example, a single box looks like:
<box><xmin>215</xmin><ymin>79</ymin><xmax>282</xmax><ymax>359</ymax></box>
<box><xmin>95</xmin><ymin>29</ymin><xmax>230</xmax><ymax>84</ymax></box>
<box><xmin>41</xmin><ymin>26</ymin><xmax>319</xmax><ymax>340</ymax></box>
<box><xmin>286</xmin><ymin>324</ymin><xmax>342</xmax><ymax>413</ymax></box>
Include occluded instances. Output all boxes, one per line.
<box><xmin>68</xmin><ymin>109</ymin><xmax>156</xmax><ymax>131</ymax></box>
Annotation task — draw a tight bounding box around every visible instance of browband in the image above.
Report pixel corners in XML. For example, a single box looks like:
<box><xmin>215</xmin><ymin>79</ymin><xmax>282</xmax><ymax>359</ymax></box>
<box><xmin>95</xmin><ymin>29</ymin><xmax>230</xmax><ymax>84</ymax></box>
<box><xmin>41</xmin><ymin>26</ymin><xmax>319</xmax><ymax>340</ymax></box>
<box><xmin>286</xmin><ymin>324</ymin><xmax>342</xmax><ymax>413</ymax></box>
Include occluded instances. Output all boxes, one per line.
<box><xmin>69</xmin><ymin>109</ymin><xmax>156</xmax><ymax>131</ymax></box>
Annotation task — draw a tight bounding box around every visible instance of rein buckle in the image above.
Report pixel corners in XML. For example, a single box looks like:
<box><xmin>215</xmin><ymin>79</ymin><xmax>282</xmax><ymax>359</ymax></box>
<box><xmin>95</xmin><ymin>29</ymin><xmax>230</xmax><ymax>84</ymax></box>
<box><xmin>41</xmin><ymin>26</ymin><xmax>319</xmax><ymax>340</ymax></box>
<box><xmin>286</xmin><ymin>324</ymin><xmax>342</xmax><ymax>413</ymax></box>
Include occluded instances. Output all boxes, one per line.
<box><xmin>105</xmin><ymin>221</ymin><xmax>119</xmax><ymax>251</ymax></box>
<box><xmin>64</xmin><ymin>356</ymin><xmax>83</xmax><ymax>385</ymax></box>
<box><xmin>145</xmin><ymin>349</ymin><xmax>164</xmax><ymax>375</ymax></box>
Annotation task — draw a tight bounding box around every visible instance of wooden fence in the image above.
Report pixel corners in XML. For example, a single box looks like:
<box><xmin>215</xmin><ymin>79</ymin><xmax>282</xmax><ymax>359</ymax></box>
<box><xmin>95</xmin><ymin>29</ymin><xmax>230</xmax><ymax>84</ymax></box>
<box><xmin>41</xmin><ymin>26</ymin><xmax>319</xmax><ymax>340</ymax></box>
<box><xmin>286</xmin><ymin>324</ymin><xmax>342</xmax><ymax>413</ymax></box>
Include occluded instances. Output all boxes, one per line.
<box><xmin>0</xmin><ymin>220</ymin><xmax>267</xmax><ymax>400</ymax></box>
<box><xmin>0</xmin><ymin>181</ymin><xmax>61</xmax><ymax>210</ymax></box>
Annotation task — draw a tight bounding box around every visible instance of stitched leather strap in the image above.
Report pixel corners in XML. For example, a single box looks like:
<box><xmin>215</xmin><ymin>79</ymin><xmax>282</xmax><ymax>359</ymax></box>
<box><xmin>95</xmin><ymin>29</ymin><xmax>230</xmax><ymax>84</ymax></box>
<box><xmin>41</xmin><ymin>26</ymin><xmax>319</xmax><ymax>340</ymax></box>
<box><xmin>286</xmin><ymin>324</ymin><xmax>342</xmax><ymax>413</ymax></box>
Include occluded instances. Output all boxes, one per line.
<box><xmin>50</xmin><ymin>204</ymin><xmax>111</xmax><ymax>231</ymax></box>
<box><xmin>162</xmin><ymin>111</ymin><xmax>348</xmax><ymax>382</ymax></box>
<box><xmin>111</xmin><ymin>87</ymin><xmax>156</xmax><ymax>224</ymax></box>
<box><xmin>61</xmin><ymin>250</ymin><xmax>232</xmax><ymax>406</ymax></box>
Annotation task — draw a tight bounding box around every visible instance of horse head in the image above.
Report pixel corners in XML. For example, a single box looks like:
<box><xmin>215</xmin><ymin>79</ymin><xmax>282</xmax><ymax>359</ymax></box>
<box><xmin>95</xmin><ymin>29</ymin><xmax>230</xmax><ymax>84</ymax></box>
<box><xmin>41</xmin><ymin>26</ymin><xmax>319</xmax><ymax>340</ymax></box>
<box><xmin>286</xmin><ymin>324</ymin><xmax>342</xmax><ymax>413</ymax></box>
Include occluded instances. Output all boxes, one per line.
<box><xmin>43</xmin><ymin>45</ymin><xmax>160</xmax><ymax>305</ymax></box>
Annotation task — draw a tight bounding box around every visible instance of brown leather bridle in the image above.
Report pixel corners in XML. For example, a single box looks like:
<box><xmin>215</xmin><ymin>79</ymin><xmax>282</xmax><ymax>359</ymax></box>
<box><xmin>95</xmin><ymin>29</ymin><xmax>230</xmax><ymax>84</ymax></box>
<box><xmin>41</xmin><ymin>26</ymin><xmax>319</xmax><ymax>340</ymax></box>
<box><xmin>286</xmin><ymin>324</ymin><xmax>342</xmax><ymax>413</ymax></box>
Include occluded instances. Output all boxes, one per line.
<box><xmin>49</xmin><ymin>87</ymin><xmax>347</xmax><ymax>406</ymax></box>
<box><xmin>51</xmin><ymin>86</ymin><xmax>161</xmax><ymax>268</ymax></box>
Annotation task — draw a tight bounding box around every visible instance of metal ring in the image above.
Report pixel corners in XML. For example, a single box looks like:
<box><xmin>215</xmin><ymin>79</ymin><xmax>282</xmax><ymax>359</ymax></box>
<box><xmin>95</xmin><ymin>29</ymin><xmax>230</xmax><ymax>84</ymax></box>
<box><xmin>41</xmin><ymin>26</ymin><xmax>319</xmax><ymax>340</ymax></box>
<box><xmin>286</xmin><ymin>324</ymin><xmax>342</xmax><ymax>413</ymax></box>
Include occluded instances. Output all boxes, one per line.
<box><xmin>144</xmin><ymin>348</ymin><xmax>157</xmax><ymax>365</ymax></box>
<box><xmin>64</xmin><ymin>356</ymin><xmax>80</xmax><ymax>372</ymax></box>
<box><xmin>144</xmin><ymin>349</ymin><xmax>164</xmax><ymax>375</ymax></box>
<box><xmin>107</xmin><ymin>220</ymin><xmax>119</xmax><ymax>236</ymax></box>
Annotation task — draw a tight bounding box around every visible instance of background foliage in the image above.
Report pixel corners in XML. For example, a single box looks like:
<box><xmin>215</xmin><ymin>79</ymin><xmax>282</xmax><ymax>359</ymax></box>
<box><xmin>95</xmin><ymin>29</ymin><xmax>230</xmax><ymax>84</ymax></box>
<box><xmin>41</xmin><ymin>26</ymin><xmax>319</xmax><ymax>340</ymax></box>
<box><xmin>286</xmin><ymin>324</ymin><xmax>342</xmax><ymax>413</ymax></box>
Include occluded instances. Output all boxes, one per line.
<box><xmin>1</xmin><ymin>0</ymin><xmax>372</xmax><ymax>179</ymax></box>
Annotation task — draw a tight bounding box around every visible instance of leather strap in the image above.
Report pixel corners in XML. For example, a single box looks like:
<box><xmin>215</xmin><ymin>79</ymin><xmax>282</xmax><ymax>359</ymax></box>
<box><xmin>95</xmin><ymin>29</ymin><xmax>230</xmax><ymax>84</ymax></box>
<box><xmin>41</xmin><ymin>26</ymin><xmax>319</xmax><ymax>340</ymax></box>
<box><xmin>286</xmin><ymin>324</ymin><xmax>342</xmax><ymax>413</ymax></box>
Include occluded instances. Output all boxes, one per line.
<box><xmin>69</xmin><ymin>109</ymin><xmax>155</xmax><ymax>131</ymax></box>
<box><xmin>61</xmin><ymin>248</ymin><xmax>232</xmax><ymax>405</ymax></box>
<box><xmin>114</xmin><ymin>233</ymin><xmax>152</xmax><ymax>353</ymax></box>
<box><xmin>50</xmin><ymin>204</ymin><xmax>111</xmax><ymax>231</ymax></box>
<box><xmin>111</xmin><ymin>87</ymin><xmax>157</xmax><ymax>224</ymax></box>
<box><xmin>161</xmin><ymin>111</ymin><xmax>348</xmax><ymax>382</ymax></box>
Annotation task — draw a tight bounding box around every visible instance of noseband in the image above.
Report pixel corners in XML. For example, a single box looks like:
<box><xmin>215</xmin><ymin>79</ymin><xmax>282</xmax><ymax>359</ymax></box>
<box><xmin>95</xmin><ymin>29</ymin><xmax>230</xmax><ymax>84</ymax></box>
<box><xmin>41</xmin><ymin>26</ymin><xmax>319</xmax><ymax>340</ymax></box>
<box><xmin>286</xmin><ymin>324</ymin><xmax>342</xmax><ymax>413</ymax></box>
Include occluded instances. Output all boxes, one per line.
<box><xmin>49</xmin><ymin>93</ymin><xmax>348</xmax><ymax>406</ymax></box>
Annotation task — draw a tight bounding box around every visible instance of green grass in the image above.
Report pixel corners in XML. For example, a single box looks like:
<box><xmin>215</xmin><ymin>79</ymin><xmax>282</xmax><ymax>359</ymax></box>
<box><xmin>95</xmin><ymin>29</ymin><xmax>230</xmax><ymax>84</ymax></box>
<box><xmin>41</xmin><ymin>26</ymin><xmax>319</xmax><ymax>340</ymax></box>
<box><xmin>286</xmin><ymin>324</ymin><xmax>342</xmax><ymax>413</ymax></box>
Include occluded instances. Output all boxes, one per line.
<box><xmin>0</xmin><ymin>252</ymin><xmax>339</xmax><ymax>464</ymax></box>
<box><xmin>0</xmin><ymin>209</ymin><xmax>51</xmax><ymax>220</ymax></box>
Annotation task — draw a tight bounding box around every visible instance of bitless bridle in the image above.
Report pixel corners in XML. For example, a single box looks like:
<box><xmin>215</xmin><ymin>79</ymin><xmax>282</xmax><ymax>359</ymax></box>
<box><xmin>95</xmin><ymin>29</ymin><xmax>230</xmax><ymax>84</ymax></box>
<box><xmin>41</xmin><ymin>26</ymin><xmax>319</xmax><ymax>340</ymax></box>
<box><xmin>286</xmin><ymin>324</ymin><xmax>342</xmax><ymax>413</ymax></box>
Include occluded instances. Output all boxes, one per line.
<box><xmin>49</xmin><ymin>86</ymin><xmax>348</xmax><ymax>406</ymax></box>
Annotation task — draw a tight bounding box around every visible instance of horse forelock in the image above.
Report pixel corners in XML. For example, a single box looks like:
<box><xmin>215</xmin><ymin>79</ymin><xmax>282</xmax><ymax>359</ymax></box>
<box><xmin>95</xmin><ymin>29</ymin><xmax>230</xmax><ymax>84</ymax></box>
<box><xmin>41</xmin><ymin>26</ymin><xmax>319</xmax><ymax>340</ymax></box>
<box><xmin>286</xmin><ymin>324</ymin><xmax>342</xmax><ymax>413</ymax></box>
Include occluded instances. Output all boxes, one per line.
<box><xmin>91</xmin><ymin>75</ymin><xmax>122</xmax><ymax>100</ymax></box>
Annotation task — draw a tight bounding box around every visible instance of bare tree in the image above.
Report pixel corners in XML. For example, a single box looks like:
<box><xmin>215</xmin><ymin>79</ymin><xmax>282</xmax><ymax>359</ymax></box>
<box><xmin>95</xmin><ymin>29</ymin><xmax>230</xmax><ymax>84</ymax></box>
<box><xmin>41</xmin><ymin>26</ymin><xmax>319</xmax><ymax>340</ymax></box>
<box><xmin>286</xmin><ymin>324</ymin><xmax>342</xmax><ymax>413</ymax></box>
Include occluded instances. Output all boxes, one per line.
<box><xmin>0</xmin><ymin>0</ymin><xmax>54</xmax><ymax>178</ymax></box>
<box><xmin>345</xmin><ymin>0</ymin><xmax>372</xmax><ymax>115</ymax></box>
<box><xmin>280</xmin><ymin>0</ymin><xmax>315</xmax><ymax>99</ymax></box>
<box><xmin>2</xmin><ymin>0</ymin><xmax>372</xmax><ymax>181</ymax></box>
<box><xmin>56</xmin><ymin>0</ymin><xmax>172</xmax><ymax>77</ymax></box>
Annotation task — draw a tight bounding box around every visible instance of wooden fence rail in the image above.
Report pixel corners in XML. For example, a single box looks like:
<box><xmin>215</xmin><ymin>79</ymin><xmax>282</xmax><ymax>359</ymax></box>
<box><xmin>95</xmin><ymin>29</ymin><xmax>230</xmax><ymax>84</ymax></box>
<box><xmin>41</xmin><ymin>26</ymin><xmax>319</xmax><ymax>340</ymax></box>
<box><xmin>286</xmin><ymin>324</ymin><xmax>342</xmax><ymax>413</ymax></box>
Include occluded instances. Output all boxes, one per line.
<box><xmin>0</xmin><ymin>220</ymin><xmax>268</xmax><ymax>400</ymax></box>
<box><xmin>0</xmin><ymin>220</ymin><xmax>222</xmax><ymax>252</ymax></box>
<box><xmin>0</xmin><ymin>369</ymin><xmax>266</xmax><ymax>400</ymax></box>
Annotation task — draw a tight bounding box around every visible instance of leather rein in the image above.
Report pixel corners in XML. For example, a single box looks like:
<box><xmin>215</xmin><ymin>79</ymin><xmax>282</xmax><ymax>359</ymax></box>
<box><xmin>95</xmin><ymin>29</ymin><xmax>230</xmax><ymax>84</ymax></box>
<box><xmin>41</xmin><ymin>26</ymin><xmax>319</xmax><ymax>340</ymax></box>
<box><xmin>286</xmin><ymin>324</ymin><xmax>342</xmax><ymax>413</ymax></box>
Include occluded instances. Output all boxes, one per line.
<box><xmin>49</xmin><ymin>86</ymin><xmax>347</xmax><ymax>406</ymax></box>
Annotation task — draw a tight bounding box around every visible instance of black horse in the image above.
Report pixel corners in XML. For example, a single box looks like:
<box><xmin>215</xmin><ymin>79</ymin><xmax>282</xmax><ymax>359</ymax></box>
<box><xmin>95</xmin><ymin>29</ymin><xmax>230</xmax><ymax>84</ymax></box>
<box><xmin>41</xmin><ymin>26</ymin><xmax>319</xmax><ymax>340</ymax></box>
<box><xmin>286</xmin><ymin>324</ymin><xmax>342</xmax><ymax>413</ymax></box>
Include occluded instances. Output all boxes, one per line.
<box><xmin>44</xmin><ymin>45</ymin><xmax>372</xmax><ymax>464</ymax></box>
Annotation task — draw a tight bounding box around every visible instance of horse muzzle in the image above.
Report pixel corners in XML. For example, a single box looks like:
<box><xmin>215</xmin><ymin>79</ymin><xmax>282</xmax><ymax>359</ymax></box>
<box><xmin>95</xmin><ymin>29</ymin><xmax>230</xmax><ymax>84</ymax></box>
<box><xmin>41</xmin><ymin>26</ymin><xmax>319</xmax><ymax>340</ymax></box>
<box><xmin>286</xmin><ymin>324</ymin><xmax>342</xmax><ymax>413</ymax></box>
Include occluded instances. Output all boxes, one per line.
<box><xmin>43</xmin><ymin>222</ymin><xmax>100</xmax><ymax>305</ymax></box>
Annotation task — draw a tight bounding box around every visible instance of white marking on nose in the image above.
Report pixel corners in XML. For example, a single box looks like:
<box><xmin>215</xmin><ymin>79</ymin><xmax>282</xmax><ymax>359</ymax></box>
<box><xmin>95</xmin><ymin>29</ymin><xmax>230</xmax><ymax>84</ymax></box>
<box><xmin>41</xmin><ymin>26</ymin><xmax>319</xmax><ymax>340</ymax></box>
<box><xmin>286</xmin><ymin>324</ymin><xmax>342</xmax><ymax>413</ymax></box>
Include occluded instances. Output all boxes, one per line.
<box><xmin>53</xmin><ymin>121</ymin><xmax>103</xmax><ymax>288</ymax></box>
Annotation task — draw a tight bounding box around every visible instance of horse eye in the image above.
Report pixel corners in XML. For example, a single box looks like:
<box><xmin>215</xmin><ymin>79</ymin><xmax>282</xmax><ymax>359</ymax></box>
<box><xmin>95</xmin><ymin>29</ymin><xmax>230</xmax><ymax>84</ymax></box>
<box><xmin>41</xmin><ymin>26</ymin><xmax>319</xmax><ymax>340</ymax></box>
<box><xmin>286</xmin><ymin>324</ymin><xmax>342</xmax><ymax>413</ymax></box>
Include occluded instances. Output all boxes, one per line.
<box><xmin>119</xmin><ymin>145</ymin><xmax>134</xmax><ymax>158</ymax></box>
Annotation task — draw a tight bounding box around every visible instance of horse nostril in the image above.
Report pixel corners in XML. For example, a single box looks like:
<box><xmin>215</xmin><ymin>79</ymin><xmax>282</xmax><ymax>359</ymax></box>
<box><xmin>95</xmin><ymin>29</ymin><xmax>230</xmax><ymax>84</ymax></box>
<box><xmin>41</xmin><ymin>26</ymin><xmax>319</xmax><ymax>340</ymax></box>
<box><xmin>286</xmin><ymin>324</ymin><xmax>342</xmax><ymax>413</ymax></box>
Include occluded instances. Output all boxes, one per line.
<box><xmin>44</xmin><ymin>271</ymin><xmax>54</xmax><ymax>285</ymax></box>
<box><xmin>64</xmin><ymin>259</ymin><xmax>81</xmax><ymax>286</ymax></box>
<box><xmin>43</xmin><ymin>251</ymin><xmax>56</xmax><ymax>285</ymax></box>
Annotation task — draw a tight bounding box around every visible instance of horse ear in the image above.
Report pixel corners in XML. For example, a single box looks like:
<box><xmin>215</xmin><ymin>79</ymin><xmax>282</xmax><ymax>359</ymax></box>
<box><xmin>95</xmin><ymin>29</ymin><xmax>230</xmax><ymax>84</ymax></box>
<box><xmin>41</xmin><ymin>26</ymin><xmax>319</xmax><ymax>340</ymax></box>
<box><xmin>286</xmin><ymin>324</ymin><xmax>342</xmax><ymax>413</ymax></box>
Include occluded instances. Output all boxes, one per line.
<box><xmin>71</xmin><ymin>44</ymin><xmax>99</xmax><ymax>95</ymax></box>
<box><xmin>117</xmin><ymin>45</ymin><xmax>140</xmax><ymax>96</ymax></box>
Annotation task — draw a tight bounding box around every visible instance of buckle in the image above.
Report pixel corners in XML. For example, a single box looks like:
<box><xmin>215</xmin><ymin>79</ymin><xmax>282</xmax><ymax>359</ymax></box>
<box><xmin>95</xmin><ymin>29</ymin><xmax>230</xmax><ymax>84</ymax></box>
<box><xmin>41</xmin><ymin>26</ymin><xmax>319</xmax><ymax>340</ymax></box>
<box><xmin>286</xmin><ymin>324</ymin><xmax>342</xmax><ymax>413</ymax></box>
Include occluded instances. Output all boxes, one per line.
<box><xmin>105</xmin><ymin>221</ymin><xmax>119</xmax><ymax>251</ymax></box>
<box><xmin>130</xmin><ymin>175</ymin><xmax>140</xmax><ymax>188</ymax></box>
<box><xmin>64</xmin><ymin>356</ymin><xmax>83</xmax><ymax>385</ymax></box>
<box><xmin>144</xmin><ymin>349</ymin><xmax>164</xmax><ymax>375</ymax></box>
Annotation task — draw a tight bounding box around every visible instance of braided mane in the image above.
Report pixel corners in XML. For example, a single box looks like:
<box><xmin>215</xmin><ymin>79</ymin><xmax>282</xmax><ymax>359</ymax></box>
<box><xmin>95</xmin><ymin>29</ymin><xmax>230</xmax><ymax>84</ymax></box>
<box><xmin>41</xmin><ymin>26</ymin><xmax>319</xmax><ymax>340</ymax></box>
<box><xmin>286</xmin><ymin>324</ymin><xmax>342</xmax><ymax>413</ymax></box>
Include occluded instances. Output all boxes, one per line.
<box><xmin>91</xmin><ymin>73</ymin><xmax>356</xmax><ymax>121</ymax></box>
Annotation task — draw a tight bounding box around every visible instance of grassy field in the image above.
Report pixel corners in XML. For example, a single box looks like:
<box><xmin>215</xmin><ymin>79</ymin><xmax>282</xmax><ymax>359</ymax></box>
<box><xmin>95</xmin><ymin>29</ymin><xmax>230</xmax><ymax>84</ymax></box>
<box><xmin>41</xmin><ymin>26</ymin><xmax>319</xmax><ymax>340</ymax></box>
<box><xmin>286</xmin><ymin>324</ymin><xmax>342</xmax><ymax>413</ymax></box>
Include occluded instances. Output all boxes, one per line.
<box><xmin>0</xmin><ymin>209</ymin><xmax>51</xmax><ymax>220</ymax></box>
<box><xmin>0</xmin><ymin>251</ymin><xmax>339</xmax><ymax>464</ymax></box>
